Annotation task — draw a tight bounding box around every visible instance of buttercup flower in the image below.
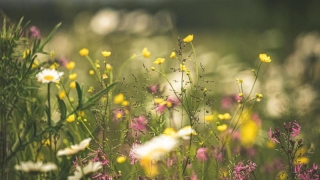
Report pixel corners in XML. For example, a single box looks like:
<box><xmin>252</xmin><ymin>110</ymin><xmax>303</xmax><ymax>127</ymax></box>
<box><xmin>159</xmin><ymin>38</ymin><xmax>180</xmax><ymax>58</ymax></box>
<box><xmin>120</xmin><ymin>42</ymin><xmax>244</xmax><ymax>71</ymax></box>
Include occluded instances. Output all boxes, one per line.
<box><xmin>69</xmin><ymin>73</ymin><xmax>77</xmax><ymax>80</ymax></box>
<box><xmin>70</xmin><ymin>81</ymin><xmax>76</xmax><ymax>89</ymax></box>
<box><xmin>59</xmin><ymin>91</ymin><xmax>66</xmax><ymax>99</ymax></box>
<box><xmin>116</xmin><ymin>156</ymin><xmax>127</xmax><ymax>163</ymax></box>
<box><xmin>204</xmin><ymin>115</ymin><xmax>215</xmax><ymax>122</ymax></box>
<box><xmin>153</xmin><ymin>58</ymin><xmax>165</xmax><ymax>65</ymax></box>
<box><xmin>79</xmin><ymin>48</ymin><xmax>89</xmax><ymax>56</ymax></box>
<box><xmin>66</xmin><ymin>61</ymin><xmax>76</xmax><ymax>70</ymax></box>
<box><xmin>217</xmin><ymin>124</ymin><xmax>228</xmax><ymax>132</ymax></box>
<box><xmin>36</xmin><ymin>68</ymin><xmax>64</xmax><ymax>83</ymax></box>
<box><xmin>259</xmin><ymin>53</ymin><xmax>271</xmax><ymax>63</ymax></box>
<box><xmin>142</xmin><ymin>47</ymin><xmax>151</xmax><ymax>58</ymax></box>
<box><xmin>101</xmin><ymin>51</ymin><xmax>111</xmax><ymax>57</ymax></box>
<box><xmin>170</xmin><ymin>51</ymin><xmax>176</xmax><ymax>58</ymax></box>
<box><xmin>114</xmin><ymin>93</ymin><xmax>124</xmax><ymax>104</ymax></box>
<box><xmin>89</xmin><ymin>70</ymin><xmax>94</xmax><ymax>75</ymax></box>
<box><xmin>183</xmin><ymin>34</ymin><xmax>194</xmax><ymax>43</ymax></box>
<box><xmin>57</xmin><ymin>138</ymin><xmax>91</xmax><ymax>156</ymax></box>
<box><xmin>15</xmin><ymin>161</ymin><xmax>57</xmax><ymax>173</ymax></box>
<box><xmin>66</xmin><ymin>114</ymin><xmax>75</xmax><ymax>122</ymax></box>
<box><xmin>180</xmin><ymin>64</ymin><xmax>187</xmax><ymax>71</ymax></box>
<box><xmin>68</xmin><ymin>161</ymin><xmax>102</xmax><ymax>180</ymax></box>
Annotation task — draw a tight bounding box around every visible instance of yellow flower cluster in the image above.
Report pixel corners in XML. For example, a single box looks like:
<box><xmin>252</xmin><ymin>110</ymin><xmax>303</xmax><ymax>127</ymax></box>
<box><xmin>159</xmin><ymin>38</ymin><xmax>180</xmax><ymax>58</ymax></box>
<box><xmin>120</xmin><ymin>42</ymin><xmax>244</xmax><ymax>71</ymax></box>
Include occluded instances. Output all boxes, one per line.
<box><xmin>153</xmin><ymin>58</ymin><xmax>165</xmax><ymax>65</ymax></box>
<box><xmin>259</xmin><ymin>53</ymin><xmax>271</xmax><ymax>63</ymax></box>
<box><xmin>142</xmin><ymin>47</ymin><xmax>151</xmax><ymax>58</ymax></box>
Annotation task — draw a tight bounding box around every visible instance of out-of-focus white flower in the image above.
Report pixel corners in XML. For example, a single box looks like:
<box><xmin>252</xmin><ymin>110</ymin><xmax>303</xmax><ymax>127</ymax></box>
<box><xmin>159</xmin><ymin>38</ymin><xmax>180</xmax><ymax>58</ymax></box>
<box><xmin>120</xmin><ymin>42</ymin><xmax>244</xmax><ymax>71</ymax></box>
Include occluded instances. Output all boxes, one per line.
<box><xmin>132</xmin><ymin>126</ymin><xmax>196</xmax><ymax>161</ymax></box>
<box><xmin>15</xmin><ymin>161</ymin><xmax>57</xmax><ymax>173</ymax></box>
<box><xmin>36</xmin><ymin>68</ymin><xmax>64</xmax><ymax>83</ymax></box>
<box><xmin>57</xmin><ymin>138</ymin><xmax>91</xmax><ymax>156</ymax></box>
<box><xmin>68</xmin><ymin>161</ymin><xmax>102</xmax><ymax>180</ymax></box>
<box><xmin>132</xmin><ymin>135</ymin><xmax>178</xmax><ymax>161</ymax></box>
<box><xmin>176</xmin><ymin>126</ymin><xmax>197</xmax><ymax>139</ymax></box>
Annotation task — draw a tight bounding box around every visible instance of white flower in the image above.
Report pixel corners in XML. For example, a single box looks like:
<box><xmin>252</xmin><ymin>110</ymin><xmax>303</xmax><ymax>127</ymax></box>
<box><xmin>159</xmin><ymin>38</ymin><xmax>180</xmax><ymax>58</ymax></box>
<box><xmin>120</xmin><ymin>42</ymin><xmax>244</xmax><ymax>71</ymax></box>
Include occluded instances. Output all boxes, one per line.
<box><xmin>15</xmin><ymin>161</ymin><xmax>57</xmax><ymax>173</ymax></box>
<box><xmin>176</xmin><ymin>126</ymin><xmax>197</xmax><ymax>140</ymax></box>
<box><xmin>57</xmin><ymin>138</ymin><xmax>91</xmax><ymax>156</ymax></box>
<box><xmin>68</xmin><ymin>161</ymin><xmax>102</xmax><ymax>180</ymax></box>
<box><xmin>132</xmin><ymin>135</ymin><xmax>178</xmax><ymax>161</ymax></box>
<box><xmin>36</xmin><ymin>68</ymin><xmax>64</xmax><ymax>83</ymax></box>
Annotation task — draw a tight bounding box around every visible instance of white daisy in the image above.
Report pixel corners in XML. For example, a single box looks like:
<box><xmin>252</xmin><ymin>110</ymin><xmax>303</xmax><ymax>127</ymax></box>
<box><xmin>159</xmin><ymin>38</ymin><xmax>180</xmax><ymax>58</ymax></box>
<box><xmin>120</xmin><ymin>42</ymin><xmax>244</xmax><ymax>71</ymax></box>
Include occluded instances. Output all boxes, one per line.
<box><xmin>15</xmin><ymin>161</ymin><xmax>57</xmax><ymax>173</ymax></box>
<box><xmin>57</xmin><ymin>138</ymin><xmax>91</xmax><ymax>156</ymax></box>
<box><xmin>132</xmin><ymin>134</ymin><xmax>179</xmax><ymax>161</ymax></box>
<box><xmin>36</xmin><ymin>68</ymin><xmax>64</xmax><ymax>83</ymax></box>
<box><xmin>68</xmin><ymin>161</ymin><xmax>102</xmax><ymax>180</ymax></box>
<box><xmin>176</xmin><ymin>126</ymin><xmax>197</xmax><ymax>140</ymax></box>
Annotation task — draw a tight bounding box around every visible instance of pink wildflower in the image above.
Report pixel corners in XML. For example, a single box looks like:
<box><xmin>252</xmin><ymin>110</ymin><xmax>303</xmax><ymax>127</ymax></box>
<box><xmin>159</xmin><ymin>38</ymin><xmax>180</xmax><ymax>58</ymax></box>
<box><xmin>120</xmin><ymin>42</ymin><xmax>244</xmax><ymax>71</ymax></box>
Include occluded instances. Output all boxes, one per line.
<box><xmin>29</xmin><ymin>26</ymin><xmax>41</xmax><ymax>39</ymax></box>
<box><xmin>196</xmin><ymin>148</ymin><xmax>208</xmax><ymax>161</ymax></box>
<box><xmin>268</xmin><ymin>127</ymin><xmax>280</xmax><ymax>143</ymax></box>
<box><xmin>130</xmin><ymin>116</ymin><xmax>147</xmax><ymax>137</ymax></box>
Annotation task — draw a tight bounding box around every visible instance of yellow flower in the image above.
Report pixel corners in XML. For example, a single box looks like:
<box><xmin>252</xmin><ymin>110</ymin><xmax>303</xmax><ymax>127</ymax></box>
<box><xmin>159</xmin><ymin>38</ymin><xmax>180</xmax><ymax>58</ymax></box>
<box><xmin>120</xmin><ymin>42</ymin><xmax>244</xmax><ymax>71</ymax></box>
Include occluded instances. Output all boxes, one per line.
<box><xmin>240</xmin><ymin>120</ymin><xmax>259</xmax><ymax>147</ymax></box>
<box><xmin>163</xmin><ymin>128</ymin><xmax>177</xmax><ymax>136</ymax></box>
<box><xmin>116</xmin><ymin>156</ymin><xmax>127</xmax><ymax>163</ymax></box>
<box><xmin>151</xmin><ymin>67</ymin><xmax>155</xmax><ymax>71</ymax></box>
<box><xmin>88</xmin><ymin>86</ymin><xmax>94</xmax><ymax>93</ymax></box>
<box><xmin>89</xmin><ymin>70</ymin><xmax>94</xmax><ymax>75</ymax></box>
<box><xmin>66</xmin><ymin>61</ymin><xmax>75</xmax><ymax>70</ymax></box>
<box><xmin>218</xmin><ymin>113</ymin><xmax>232</xmax><ymax>120</ymax></box>
<box><xmin>32</xmin><ymin>60</ymin><xmax>39</xmax><ymax>69</ymax></box>
<box><xmin>204</xmin><ymin>115</ymin><xmax>215</xmax><ymax>122</ymax></box>
<box><xmin>217</xmin><ymin>124</ymin><xmax>228</xmax><ymax>132</ymax></box>
<box><xmin>114</xmin><ymin>93</ymin><xmax>124</xmax><ymax>104</ymax></box>
<box><xmin>69</xmin><ymin>73</ymin><xmax>77</xmax><ymax>81</ymax></box>
<box><xmin>154</xmin><ymin>98</ymin><xmax>164</xmax><ymax>104</ymax></box>
<box><xmin>59</xmin><ymin>91</ymin><xmax>66</xmax><ymax>99</ymax></box>
<box><xmin>266</xmin><ymin>140</ymin><xmax>276</xmax><ymax>149</ymax></box>
<box><xmin>256</xmin><ymin>93</ymin><xmax>263</xmax><ymax>102</ymax></box>
<box><xmin>42</xmin><ymin>139</ymin><xmax>50</xmax><ymax>146</ymax></box>
<box><xmin>66</xmin><ymin>114</ymin><xmax>75</xmax><ymax>122</ymax></box>
<box><xmin>153</xmin><ymin>58</ymin><xmax>165</xmax><ymax>65</ymax></box>
<box><xmin>79</xmin><ymin>48</ymin><xmax>89</xmax><ymax>57</ymax></box>
<box><xmin>23</xmin><ymin>49</ymin><xmax>30</xmax><ymax>59</ymax></box>
<box><xmin>96</xmin><ymin>64</ymin><xmax>100</xmax><ymax>69</ymax></box>
<box><xmin>121</xmin><ymin>100</ymin><xmax>129</xmax><ymax>107</ymax></box>
<box><xmin>259</xmin><ymin>53</ymin><xmax>271</xmax><ymax>63</ymax></box>
<box><xmin>106</xmin><ymin>64</ymin><xmax>112</xmax><ymax>70</ymax></box>
<box><xmin>50</xmin><ymin>51</ymin><xmax>55</xmax><ymax>58</ymax></box>
<box><xmin>166</xmin><ymin>101</ymin><xmax>172</xmax><ymax>108</ymax></box>
<box><xmin>170</xmin><ymin>51</ymin><xmax>176</xmax><ymax>58</ymax></box>
<box><xmin>294</xmin><ymin>157</ymin><xmax>309</xmax><ymax>165</ymax></box>
<box><xmin>70</xmin><ymin>81</ymin><xmax>76</xmax><ymax>89</ymax></box>
<box><xmin>183</xmin><ymin>34</ymin><xmax>193</xmax><ymax>43</ymax></box>
<box><xmin>102</xmin><ymin>74</ymin><xmax>108</xmax><ymax>79</ymax></box>
<box><xmin>78</xmin><ymin>111</ymin><xmax>85</xmax><ymax>117</ymax></box>
<box><xmin>140</xmin><ymin>158</ymin><xmax>158</xmax><ymax>177</ymax></box>
<box><xmin>101</xmin><ymin>51</ymin><xmax>111</xmax><ymax>57</ymax></box>
<box><xmin>277</xmin><ymin>170</ymin><xmax>287</xmax><ymax>180</ymax></box>
<box><xmin>180</xmin><ymin>64</ymin><xmax>187</xmax><ymax>71</ymax></box>
<box><xmin>142</xmin><ymin>47</ymin><xmax>151</xmax><ymax>58</ymax></box>
<box><xmin>50</xmin><ymin>63</ymin><xmax>59</xmax><ymax>69</ymax></box>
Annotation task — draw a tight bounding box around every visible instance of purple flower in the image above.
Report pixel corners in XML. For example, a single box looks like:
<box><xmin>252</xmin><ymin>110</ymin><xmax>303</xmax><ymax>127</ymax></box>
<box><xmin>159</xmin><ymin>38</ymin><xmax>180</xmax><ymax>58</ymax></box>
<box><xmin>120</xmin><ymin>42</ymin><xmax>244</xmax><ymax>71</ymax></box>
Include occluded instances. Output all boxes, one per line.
<box><xmin>29</xmin><ymin>26</ymin><xmax>41</xmax><ymax>39</ymax></box>
<box><xmin>291</xmin><ymin>121</ymin><xmax>301</xmax><ymax>138</ymax></box>
<box><xmin>233</xmin><ymin>160</ymin><xmax>257</xmax><ymax>180</ymax></box>
<box><xmin>268</xmin><ymin>127</ymin><xmax>280</xmax><ymax>143</ymax></box>
<box><xmin>130</xmin><ymin>116</ymin><xmax>147</xmax><ymax>137</ymax></box>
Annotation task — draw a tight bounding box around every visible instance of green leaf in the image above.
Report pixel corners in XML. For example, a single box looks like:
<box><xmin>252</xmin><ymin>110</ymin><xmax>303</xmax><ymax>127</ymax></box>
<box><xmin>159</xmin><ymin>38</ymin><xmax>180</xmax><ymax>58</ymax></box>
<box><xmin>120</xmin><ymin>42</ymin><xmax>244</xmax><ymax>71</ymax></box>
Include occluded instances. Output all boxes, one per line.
<box><xmin>56</xmin><ymin>95</ymin><xmax>67</xmax><ymax>121</ymax></box>
<box><xmin>37</xmin><ymin>22</ymin><xmax>62</xmax><ymax>51</ymax></box>
<box><xmin>75</xmin><ymin>82</ymin><xmax>83</xmax><ymax>110</ymax></box>
<box><xmin>80</xmin><ymin>82</ymin><xmax>117</xmax><ymax>110</ymax></box>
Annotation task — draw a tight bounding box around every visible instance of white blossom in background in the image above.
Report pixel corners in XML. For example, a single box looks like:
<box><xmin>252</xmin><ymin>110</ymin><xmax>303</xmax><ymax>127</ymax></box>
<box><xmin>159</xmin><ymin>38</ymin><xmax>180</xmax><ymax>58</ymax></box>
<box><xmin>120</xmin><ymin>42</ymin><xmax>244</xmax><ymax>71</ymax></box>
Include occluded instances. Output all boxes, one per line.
<box><xmin>68</xmin><ymin>161</ymin><xmax>102</xmax><ymax>180</ymax></box>
<box><xmin>57</xmin><ymin>138</ymin><xmax>91</xmax><ymax>156</ymax></box>
<box><xmin>15</xmin><ymin>161</ymin><xmax>57</xmax><ymax>173</ymax></box>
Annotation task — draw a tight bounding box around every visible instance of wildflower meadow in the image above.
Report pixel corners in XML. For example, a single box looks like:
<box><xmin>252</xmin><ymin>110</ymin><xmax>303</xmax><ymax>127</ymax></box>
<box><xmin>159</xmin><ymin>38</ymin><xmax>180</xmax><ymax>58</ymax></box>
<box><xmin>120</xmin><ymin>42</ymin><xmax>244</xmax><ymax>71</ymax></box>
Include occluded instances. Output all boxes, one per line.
<box><xmin>1</xmin><ymin>14</ymin><xmax>320</xmax><ymax>180</ymax></box>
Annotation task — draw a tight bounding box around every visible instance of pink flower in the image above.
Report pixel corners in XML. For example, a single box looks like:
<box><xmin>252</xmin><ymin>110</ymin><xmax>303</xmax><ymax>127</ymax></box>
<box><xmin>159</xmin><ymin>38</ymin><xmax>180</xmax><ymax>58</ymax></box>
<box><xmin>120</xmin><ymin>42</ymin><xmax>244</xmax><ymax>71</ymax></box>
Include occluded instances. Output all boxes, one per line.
<box><xmin>268</xmin><ymin>127</ymin><xmax>280</xmax><ymax>143</ymax></box>
<box><xmin>130</xmin><ymin>116</ymin><xmax>147</xmax><ymax>137</ymax></box>
<box><xmin>291</xmin><ymin>121</ymin><xmax>301</xmax><ymax>138</ymax></box>
<box><xmin>167</xmin><ymin>96</ymin><xmax>181</xmax><ymax>107</ymax></box>
<box><xmin>212</xmin><ymin>148</ymin><xmax>224</xmax><ymax>162</ymax></box>
<box><xmin>196</xmin><ymin>148</ymin><xmax>208</xmax><ymax>161</ymax></box>
<box><xmin>29</xmin><ymin>26</ymin><xmax>41</xmax><ymax>39</ymax></box>
<box><xmin>156</xmin><ymin>104</ymin><xmax>166</xmax><ymax>114</ymax></box>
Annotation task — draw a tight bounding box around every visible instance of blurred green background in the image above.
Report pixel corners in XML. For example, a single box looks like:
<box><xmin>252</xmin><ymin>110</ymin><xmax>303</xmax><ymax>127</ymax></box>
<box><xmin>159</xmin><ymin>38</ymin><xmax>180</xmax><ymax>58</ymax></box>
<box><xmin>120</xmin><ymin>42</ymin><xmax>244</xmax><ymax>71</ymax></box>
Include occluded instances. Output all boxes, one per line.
<box><xmin>2</xmin><ymin>0</ymin><xmax>320</xmax><ymax>178</ymax></box>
